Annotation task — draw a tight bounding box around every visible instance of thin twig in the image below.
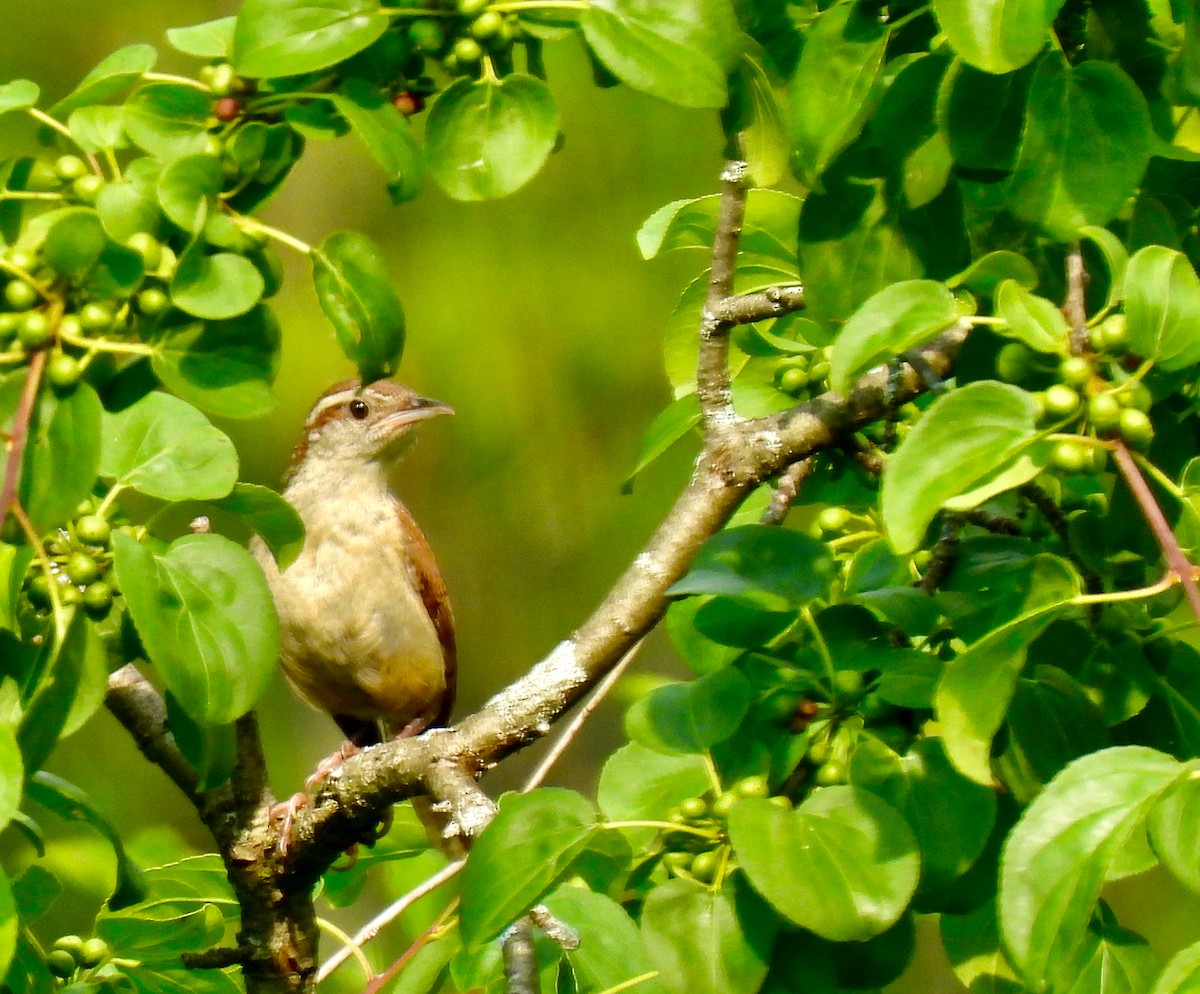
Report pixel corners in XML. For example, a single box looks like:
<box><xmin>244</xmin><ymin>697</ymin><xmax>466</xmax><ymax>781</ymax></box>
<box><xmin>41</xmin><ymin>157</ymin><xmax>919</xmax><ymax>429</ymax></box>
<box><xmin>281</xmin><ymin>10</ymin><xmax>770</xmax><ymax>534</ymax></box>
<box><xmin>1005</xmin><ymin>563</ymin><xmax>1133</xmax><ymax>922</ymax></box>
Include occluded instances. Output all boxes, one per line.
<box><xmin>502</xmin><ymin>918</ymin><xmax>539</xmax><ymax>994</ymax></box>
<box><xmin>1064</xmin><ymin>243</ymin><xmax>1089</xmax><ymax>354</ymax></box>
<box><xmin>759</xmin><ymin>459</ymin><xmax>813</xmax><ymax>526</ymax></box>
<box><xmin>0</xmin><ymin>348</ymin><xmax>46</xmax><ymax>525</ymax></box>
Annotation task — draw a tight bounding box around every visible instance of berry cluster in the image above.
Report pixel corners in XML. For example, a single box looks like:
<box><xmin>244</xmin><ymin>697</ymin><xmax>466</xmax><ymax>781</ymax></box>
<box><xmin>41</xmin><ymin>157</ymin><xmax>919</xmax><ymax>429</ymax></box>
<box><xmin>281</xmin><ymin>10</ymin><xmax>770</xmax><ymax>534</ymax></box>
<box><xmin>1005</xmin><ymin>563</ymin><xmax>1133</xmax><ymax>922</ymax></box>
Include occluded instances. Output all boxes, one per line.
<box><xmin>24</xmin><ymin>497</ymin><xmax>118</xmax><ymax>620</ymax></box>
<box><xmin>408</xmin><ymin>0</ymin><xmax>525</xmax><ymax>80</ymax></box>
<box><xmin>772</xmin><ymin>350</ymin><xmax>831</xmax><ymax>398</ymax></box>
<box><xmin>46</xmin><ymin>934</ymin><xmax>109</xmax><ymax>983</ymax></box>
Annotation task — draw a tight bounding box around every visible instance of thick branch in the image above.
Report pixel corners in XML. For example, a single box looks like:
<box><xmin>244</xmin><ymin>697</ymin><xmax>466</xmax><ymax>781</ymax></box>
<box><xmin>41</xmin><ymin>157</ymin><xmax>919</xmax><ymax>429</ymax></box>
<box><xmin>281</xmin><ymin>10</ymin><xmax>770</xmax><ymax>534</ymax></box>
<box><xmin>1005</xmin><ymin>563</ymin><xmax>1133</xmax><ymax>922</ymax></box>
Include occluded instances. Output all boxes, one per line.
<box><xmin>711</xmin><ymin>285</ymin><xmax>805</xmax><ymax>326</ymax></box>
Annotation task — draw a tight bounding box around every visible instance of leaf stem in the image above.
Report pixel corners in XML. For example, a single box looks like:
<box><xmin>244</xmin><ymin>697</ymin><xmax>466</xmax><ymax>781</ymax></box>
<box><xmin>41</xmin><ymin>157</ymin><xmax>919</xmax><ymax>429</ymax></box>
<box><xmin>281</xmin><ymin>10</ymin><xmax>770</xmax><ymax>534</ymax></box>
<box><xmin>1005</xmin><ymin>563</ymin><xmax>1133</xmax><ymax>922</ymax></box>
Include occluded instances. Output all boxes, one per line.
<box><xmin>25</xmin><ymin>107</ymin><xmax>71</xmax><ymax>141</ymax></box>
<box><xmin>141</xmin><ymin>72</ymin><xmax>209</xmax><ymax>90</ymax></box>
<box><xmin>378</xmin><ymin>5</ymin><xmax>459</xmax><ymax>14</ymax></box>
<box><xmin>592</xmin><ymin>971</ymin><xmax>660</xmax><ymax>994</ymax></box>
<box><xmin>58</xmin><ymin>325</ymin><xmax>155</xmax><ymax>357</ymax></box>
<box><xmin>234</xmin><ymin>215</ymin><xmax>313</xmax><ymax>255</ymax></box>
<box><xmin>0</xmin><ymin>191</ymin><xmax>64</xmax><ymax>202</ymax></box>
<box><xmin>314</xmin><ymin>918</ymin><xmax>372</xmax><ymax>982</ymax></box>
<box><xmin>96</xmin><ymin>484</ymin><xmax>126</xmax><ymax>519</ymax></box>
<box><xmin>604</xmin><ymin>820</ymin><xmax>720</xmax><ymax>839</ymax></box>
<box><xmin>489</xmin><ymin>0</ymin><xmax>589</xmax><ymax>9</ymax></box>
<box><xmin>1069</xmin><ymin>572</ymin><xmax>1180</xmax><ymax>606</ymax></box>
<box><xmin>802</xmin><ymin>605</ymin><xmax>837</xmax><ymax>689</ymax></box>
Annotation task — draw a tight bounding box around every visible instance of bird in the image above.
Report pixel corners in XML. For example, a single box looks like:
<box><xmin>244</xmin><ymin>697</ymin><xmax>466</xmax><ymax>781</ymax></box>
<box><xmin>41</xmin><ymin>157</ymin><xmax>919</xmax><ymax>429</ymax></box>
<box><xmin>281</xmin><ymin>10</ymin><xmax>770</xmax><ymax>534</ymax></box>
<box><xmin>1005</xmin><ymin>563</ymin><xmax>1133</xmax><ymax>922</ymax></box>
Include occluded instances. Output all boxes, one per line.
<box><xmin>251</xmin><ymin>378</ymin><xmax>456</xmax><ymax>837</ymax></box>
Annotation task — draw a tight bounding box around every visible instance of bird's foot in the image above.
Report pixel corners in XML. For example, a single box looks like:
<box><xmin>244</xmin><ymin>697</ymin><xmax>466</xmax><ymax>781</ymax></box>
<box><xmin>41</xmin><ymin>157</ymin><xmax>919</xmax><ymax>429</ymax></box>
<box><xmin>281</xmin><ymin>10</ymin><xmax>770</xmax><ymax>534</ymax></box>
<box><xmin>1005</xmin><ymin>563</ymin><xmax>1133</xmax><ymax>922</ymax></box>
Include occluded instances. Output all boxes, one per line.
<box><xmin>272</xmin><ymin>742</ymin><xmax>365</xmax><ymax>855</ymax></box>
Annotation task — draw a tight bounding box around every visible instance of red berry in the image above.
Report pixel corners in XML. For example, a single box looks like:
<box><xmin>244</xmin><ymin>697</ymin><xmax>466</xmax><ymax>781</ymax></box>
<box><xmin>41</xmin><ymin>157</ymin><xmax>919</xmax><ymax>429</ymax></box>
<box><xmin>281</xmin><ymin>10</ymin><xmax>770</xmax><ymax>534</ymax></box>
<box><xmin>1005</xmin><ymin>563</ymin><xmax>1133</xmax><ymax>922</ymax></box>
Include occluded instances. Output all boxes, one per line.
<box><xmin>392</xmin><ymin>91</ymin><xmax>424</xmax><ymax>116</ymax></box>
<box><xmin>214</xmin><ymin>97</ymin><xmax>241</xmax><ymax>122</ymax></box>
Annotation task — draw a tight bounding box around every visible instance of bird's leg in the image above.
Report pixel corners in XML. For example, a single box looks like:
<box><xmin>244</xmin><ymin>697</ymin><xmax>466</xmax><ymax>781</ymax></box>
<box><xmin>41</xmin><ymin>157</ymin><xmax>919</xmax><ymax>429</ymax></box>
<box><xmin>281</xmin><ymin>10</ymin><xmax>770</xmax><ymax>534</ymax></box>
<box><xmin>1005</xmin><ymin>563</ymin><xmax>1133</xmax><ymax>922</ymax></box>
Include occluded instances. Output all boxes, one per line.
<box><xmin>271</xmin><ymin>741</ymin><xmax>365</xmax><ymax>854</ymax></box>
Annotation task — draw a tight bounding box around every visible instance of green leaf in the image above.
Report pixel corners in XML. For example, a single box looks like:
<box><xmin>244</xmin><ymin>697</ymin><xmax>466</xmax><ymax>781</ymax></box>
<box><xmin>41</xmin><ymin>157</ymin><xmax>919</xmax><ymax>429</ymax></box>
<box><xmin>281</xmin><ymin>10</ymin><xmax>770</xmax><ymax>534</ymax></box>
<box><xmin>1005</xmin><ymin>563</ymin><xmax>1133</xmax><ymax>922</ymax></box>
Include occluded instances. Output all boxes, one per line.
<box><xmin>425</xmin><ymin>75</ymin><xmax>559</xmax><ymax>202</ymax></box>
<box><xmin>543</xmin><ymin>886</ymin><xmax>668</xmax><ymax>994</ymax></box>
<box><xmin>1124</xmin><ymin>246</ymin><xmax>1200</xmax><ymax>372</ymax></box>
<box><xmin>937</xmin><ymin>555</ymin><xmax>1080</xmax><ymax>783</ymax></box>
<box><xmin>459</xmin><ymin>789</ymin><xmax>597</xmax><ymax>947</ymax></box>
<box><xmin>828</xmin><ymin>280</ymin><xmax>959</xmax><ymax>395</ymax></box>
<box><xmin>171</xmin><ymin>242</ymin><xmax>265</xmax><ymax>321</ymax></box>
<box><xmin>150</xmin><ymin>306</ymin><xmax>281</xmax><ymax>419</ymax></box>
<box><xmin>999</xmin><ymin>747</ymin><xmax>1182</xmax><ymax>991</ymax></box>
<box><xmin>16</xmin><ymin>614</ymin><xmax>90</xmax><ymax>775</ymax></box>
<box><xmin>311</xmin><ymin>230</ymin><xmax>405</xmax><ymax>381</ymax></box>
<box><xmin>637</xmin><ymin>190</ymin><xmax>801</xmax><ymax>263</ymax></box>
<box><xmin>19</xmin><ymin>382</ymin><xmax>102</xmax><ymax>534</ymax></box>
<box><xmin>0</xmin><ymin>869</ymin><xmax>14</xmax><ymax>982</ymax></box>
<box><xmin>728</xmin><ymin>787</ymin><xmax>919</xmax><ymax>941</ymax></box>
<box><xmin>1080</xmin><ymin>225</ymin><xmax>1128</xmax><ymax>309</ymax></box>
<box><xmin>112</xmin><ymin>531</ymin><xmax>280</xmax><ymax>726</ymax></box>
<box><xmin>726</xmin><ymin>53</ymin><xmax>788</xmax><ymax>187</ymax></box>
<box><xmin>67</xmin><ymin>106</ymin><xmax>128</xmax><ymax>154</ymax></box>
<box><xmin>26</xmin><ymin>772</ymin><xmax>146</xmax><ymax>909</ymax></box>
<box><xmin>0</xmin><ymin>544</ymin><xmax>34</xmax><ymax>633</ymax></box>
<box><xmin>123</xmin><ymin>83</ymin><xmax>211</xmax><ymax>160</ymax></box>
<box><xmin>1010</xmin><ymin>59</ymin><xmax>1154</xmax><ymax>240</ymax></box>
<box><xmin>0</xmin><ymin>724</ymin><xmax>22</xmax><ymax>834</ymax></box>
<box><xmin>42</xmin><ymin>207</ymin><xmax>109</xmax><ymax>280</ymax></box>
<box><xmin>233</xmin><ymin>0</ymin><xmax>387</xmax><ymax>77</ymax></box>
<box><xmin>669</xmin><ymin>524</ymin><xmax>835</xmax><ymax>609</ymax></box>
<box><xmin>640</xmin><ymin>878</ymin><xmax>773</xmax><ymax>994</ymax></box>
<box><xmin>623</xmin><ymin>394</ymin><xmax>700</xmax><ymax>491</ymax></box>
<box><xmin>1153</xmin><ymin>940</ymin><xmax>1200</xmax><ymax>994</ymax></box>
<box><xmin>625</xmin><ymin>667</ymin><xmax>753</xmax><ymax>755</ymax></box>
<box><xmin>156</xmin><ymin>154</ymin><xmax>224</xmax><ymax>230</ymax></box>
<box><xmin>100</xmin><ymin>391</ymin><xmax>237</xmax><ymax>501</ymax></box>
<box><xmin>881</xmin><ymin>381</ymin><xmax>1043</xmax><ymax>554</ymax></box>
<box><xmin>1148</xmin><ymin>774</ymin><xmax>1200</xmax><ymax>893</ymax></box>
<box><xmin>581</xmin><ymin>0</ymin><xmax>739</xmax><ymax>109</ymax></box>
<box><xmin>932</xmin><ymin>0</ymin><xmax>1062</xmax><ymax>73</ymax></box>
<box><xmin>995</xmin><ymin>279</ymin><xmax>1071</xmax><ymax>354</ymax></box>
<box><xmin>938</xmin><ymin>60</ymin><xmax>1032</xmax><ymax>172</ymax></box>
<box><xmin>789</xmin><ymin>0</ymin><xmax>889</xmax><ymax>186</ymax></box>
<box><xmin>328</xmin><ymin>79</ymin><xmax>423</xmax><ymax>203</ymax></box>
<box><xmin>167</xmin><ymin>17</ymin><xmax>238</xmax><ymax>58</ymax></box>
<box><xmin>50</xmin><ymin>44</ymin><xmax>157</xmax><ymax>118</ymax></box>
<box><xmin>205</xmin><ymin>484</ymin><xmax>305</xmax><ymax>570</ymax></box>
<box><xmin>596</xmin><ymin>743</ymin><xmax>710</xmax><ymax>850</ymax></box>
<box><xmin>941</xmin><ymin>902</ymin><xmax>1023</xmax><ymax>992</ymax></box>
<box><xmin>0</xmin><ymin>81</ymin><xmax>39</xmax><ymax>116</ymax></box>
<box><xmin>849</xmin><ymin>736</ymin><xmax>996</xmax><ymax>888</ymax></box>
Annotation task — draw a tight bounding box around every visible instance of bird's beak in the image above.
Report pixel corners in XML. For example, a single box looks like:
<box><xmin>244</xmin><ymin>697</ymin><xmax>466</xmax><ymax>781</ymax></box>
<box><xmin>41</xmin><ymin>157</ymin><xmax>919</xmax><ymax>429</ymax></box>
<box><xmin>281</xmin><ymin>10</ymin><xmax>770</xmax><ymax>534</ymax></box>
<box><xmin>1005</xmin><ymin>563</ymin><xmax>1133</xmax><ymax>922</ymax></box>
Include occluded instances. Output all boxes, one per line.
<box><xmin>376</xmin><ymin>396</ymin><xmax>454</xmax><ymax>435</ymax></box>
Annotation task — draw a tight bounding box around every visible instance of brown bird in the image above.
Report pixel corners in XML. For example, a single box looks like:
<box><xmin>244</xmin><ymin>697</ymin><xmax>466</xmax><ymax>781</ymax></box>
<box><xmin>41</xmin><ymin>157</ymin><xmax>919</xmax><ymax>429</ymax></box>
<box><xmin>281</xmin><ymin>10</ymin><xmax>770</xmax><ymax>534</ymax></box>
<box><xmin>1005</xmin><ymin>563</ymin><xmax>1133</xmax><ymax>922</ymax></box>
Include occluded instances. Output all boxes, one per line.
<box><xmin>252</xmin><ymin>379</ymin><xmax>456</xmax><ymax>820</ymax></box>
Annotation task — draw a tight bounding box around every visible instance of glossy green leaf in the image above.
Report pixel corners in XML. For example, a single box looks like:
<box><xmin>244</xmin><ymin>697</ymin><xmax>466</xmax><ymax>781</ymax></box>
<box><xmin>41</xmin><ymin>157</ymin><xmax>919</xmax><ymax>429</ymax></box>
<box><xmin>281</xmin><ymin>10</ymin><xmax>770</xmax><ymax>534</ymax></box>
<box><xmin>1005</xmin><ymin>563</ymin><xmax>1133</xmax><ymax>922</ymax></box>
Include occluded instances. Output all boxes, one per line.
<box><xmin>0</xmin><ymin>724</ymin><xmax>21</xmax><ymax>834</ymax></box>
<box><xmin>1080</xmin><ymin>225</ymin><xmax>1127</xmax><ymax>308</ymax></box>
<box><xmin>26</xmin><ymin>772</ymin><xmax>146</xmax><ymax>909</ymax></box>
<box><xmin>67</xmin><ymin>105</ymin><xmax>128</xmax><ymax>154</ymax></box>
<box><xmin>995</xmin><ymin>279</ymin><xmax>1070</xmax><ymax>354</ymax></box>
<box><xmin>1148</xmin><ymin>774</ymin><xmax>1200</xmax><ymax>893</ymax></box>
<box><xmin>210</xmin><ymin>483</ymin><xmax>305</xmax><ymax>570</ymax></box>
<box><xmin>1152</xmin><ymin>940</ymin><xmax>1200</xmax><ymax>994</ymax></box>
<box><xmin>425</xmin><ymin>75</ymin><xmax>559</xmax><ymax>201</ymax></box>
<box><xmin>729</xmin><ymin>788</ymin><xmax>919</xmax><ymax>941</ymax></box>
<box><xmin>42</xmin><ymin>207</ymin><xmax>109</xmax><ymax>279</ymax></box>
<box><xmin>328</xmin><ymin>79</ymin><xmax>423</xmax><ymax>203</ymax></box>
<box><xmin>948</xmin><ymin>253</ymin><xmax>1037</xmax><ymax>299</ymax></box>
<box><xmin>172</xmin><ymin>242</ymin><xmax>265</xmax><ymax>321</ymax></box>
<box><xmin>156</xmin><ymin>154</ymin><xmax>223</xmax><ymax>229</ymax></box>
<box><xmin>937</xmin><ymin>555</ymin><xmax>1080</xmax><ymax>783</ymax></box>
<box><xmin>50</xmin><ymin>44</ymin><xmax>157</xmax><ymax>118</ymax></box>
<box><xmin>727</xmin><ymin>53</ymin><xmax>788</xmax><ymax>186</ymax></box>
<box><xmin>95</xmin><ymin>160</ymin><xmax>163</xmax><ymax>241</ymax></box>
<box><xmin>1000</xmin><ymin>748</ymin><xmax>1182</xmax><ymax>991</ymax></box>
<box><xmin>581</xmin><ymin>0</ymin><xmax>738</xmax><ymax>109</ymax></box>
<box><xmin>789</xmin><ymin>0</ymin><xmax>888</xmax><ymax>185</ymax></box>
<box><xmin>1124</xmin><ymin>246</ymin><xmax>1200</xmax><ymax>371</ymax></box>
<box><xmin>0</xmin><ymin>544</ymin><xmax>34</xmax><ymax>633</ymax></box>
<box><xmin>597</xmin><ymin>743</ymin><xmax>710</xmax><ymax>849</ymax></box>
<box><xmin>625</xmin><ymin>667</ymin><xmax>753</xmax><ymax>755</ymax></box>
<box><xmin>150</xmin><ymin>306</ymin><xmax>280</xmax><ymax>419</ymax></box>
<box><xmin>544</xmin><ymin>886</ymin><xmax>669</xmax><ymax>994</ymax></box>
<box><xmin>100</xmin><ymin>392</ymin><xmax>237</xmax><ymax>501</ymax></box>
<box><xmin>460</xmin><ymin>789</ymin><xmax>597</xmax><ymax>947</ymax></box>
<box><xmin>11</xmin><ymin>865</ymin><xmax>60</xmax><ymax>923</ymax></box>
<box><xmin>623</xmin><ymin>394</ymin><xmax>700</xmax><ymax>491</ymax></box>
<box><xmin>0</xmin><ymin>869</ymin><xmax>14</xmax><ymax>982</ymax></box>
<box><xmin>829</xmin><ymin>280</ymin><xmax>959</xmax><ymax>395</ymax></box>
<box><xmin>637</xmin><ymin>190</ymin><xmax>801</xmax><ymax>263</ymax></box>
<box><xmin>233</xmin><ymin>0</ymin><xmax>387</xmax><ymax>77</ymax></box>
<box><xmin>167</xmin><ymin>17</ymin><xmax>238</xmax><ymax>58</ymax></box>
<box><xmin>941</xmin><ymin>901</ymin><xmax>1023</xmax><ymax>992</ymax></box>
<box><xmin>123</xmin><ymin>83</ymin><xmax>211</xmax><ymax>160</ymax></box>
<box><xmin>20</xmin><ymin>382</ymin><xmax>102</xmax><ymax>534</ymax></box>
<box><xmin>1010</xmin><ymin>59</ymin><xmax>1154</xmax><ymax>240</ymax></box>
<box><xmin>932</xmin><ymin>0</ymin><xmax>1061</xmax><ymax>73</ymax></box>
<box><xmin>15</xmin><ymin>614</ymin><xmax>89</xmax><ymax>775</ymax></box>
<box><xmin>669</xmin><ymin>524</ymin><xmax>835</xmax><ymax>608</ymax></box>
<box><xmin>882</xmin><ymin>381</ymin><xmax>1042</xmax><ymax>554</ymax></box>
<box><xmin>0</xmin><ymin>81</ymin><xmax>39</xmax><ymax>116</ymax></box>
<box><xmin>311</xmin><ymin>230</ymin><xmax>405</xmax><ymax>381</ymax></box>
<box><xmin>664</xmin><ymin>597</ymin><xmax>742</xmax><ymax>676</ymax></box>
<box><xmin>640</xmin><ymin>878</ymin><xmax>773</xmax><ymax>994</ymax></box>
<box><xmin>938</xmin><ymin>60</ymin><xmax>1032</xmax><ymax>171</ymax></box>
<box><xmin>849</xmin><ymin>737</ymin><xmax>996</xmax><ymax>888</ymax></box>
<box><xmin>112</xmin><ymin>531</ymin><xmax>279</xmax><ymax>726</ymax></box>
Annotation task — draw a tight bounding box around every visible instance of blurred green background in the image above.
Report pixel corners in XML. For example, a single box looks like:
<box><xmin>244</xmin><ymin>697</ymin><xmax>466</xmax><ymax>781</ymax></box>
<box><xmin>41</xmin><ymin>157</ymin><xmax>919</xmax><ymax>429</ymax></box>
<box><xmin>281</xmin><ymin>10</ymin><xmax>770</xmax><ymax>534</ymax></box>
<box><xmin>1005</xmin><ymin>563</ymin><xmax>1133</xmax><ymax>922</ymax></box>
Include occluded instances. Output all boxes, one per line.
<box><xmin>0</xmin><ymin>0</ymin><xmax>722</xmax><ymax>953</ymax></box>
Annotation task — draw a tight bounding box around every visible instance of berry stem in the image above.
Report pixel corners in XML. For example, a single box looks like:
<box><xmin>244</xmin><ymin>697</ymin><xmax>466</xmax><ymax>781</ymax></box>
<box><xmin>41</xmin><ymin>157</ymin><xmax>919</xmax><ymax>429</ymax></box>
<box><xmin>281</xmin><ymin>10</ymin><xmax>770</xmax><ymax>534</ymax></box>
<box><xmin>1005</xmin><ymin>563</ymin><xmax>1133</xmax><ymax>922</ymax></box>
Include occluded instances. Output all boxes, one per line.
<box><xmin>604</xmin><ymin>820</ymin><xmax>720</xmax><ymax>839</ymax></box>
<box><xmin>25</xmin><ymin>107</ymin><xmax>72</xmax><ymax>141</ymax></box>
<box><xmin>141</xmin><ymin>71</ymin><xmax>209</xmax><ymax>91</ymax></box>
<box><xmin>234</xmin><ymin>216</ymin><xmax>313</xmax><ymax>256</ymax></box>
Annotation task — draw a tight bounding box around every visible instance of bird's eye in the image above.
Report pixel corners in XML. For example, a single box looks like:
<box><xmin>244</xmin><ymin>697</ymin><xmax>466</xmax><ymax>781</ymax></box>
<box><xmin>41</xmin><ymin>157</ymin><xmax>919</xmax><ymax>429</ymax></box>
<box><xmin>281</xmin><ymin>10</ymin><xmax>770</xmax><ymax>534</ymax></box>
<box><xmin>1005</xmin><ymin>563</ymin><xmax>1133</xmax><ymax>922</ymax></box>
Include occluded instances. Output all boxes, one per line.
<box><xmin>349</xmin><ymin>399</ymin><xmax>370</xmax><ymax>420</ymax></box>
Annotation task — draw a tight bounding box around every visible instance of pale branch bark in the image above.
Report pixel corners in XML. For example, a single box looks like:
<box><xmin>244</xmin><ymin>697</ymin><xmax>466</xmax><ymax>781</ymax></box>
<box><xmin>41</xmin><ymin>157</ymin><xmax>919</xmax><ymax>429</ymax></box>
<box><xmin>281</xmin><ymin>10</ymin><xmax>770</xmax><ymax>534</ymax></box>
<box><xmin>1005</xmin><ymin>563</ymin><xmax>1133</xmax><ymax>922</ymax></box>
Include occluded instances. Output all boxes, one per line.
<box><xmin>712</xmin><ymin>285</ymin><xmax>805</xmax><ymax>326</ymax></box>
<box><xmin>760</xmin><ymin>459</ymin><xmax>813</xmax><ymax>526</ymax></box>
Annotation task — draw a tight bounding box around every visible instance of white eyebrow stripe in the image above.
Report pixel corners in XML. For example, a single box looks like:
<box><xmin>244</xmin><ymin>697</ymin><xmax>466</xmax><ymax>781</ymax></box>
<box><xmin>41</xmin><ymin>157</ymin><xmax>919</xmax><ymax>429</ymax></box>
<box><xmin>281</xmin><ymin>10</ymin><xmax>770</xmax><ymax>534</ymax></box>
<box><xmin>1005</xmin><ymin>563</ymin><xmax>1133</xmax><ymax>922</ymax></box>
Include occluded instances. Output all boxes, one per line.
<box><xmin>305</xmin><ymin>387</ymin><xmax>358</xmax><ymax>427</ymax></box>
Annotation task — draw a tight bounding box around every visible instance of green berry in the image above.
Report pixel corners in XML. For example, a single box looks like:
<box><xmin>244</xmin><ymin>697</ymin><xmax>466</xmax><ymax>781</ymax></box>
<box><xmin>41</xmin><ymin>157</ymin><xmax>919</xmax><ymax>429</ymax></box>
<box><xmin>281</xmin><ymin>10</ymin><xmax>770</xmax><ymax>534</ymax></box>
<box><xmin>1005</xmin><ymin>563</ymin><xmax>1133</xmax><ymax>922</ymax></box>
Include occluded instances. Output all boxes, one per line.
<box><xmin>126</xmin><ymin>232</ymin><xmax>163</xmax><ymax>270</ymax></box>
<box><xmin>408</xmin><ymin>18</ymin><xmax>446</xmax><ymax>53</ymax></box>
<box><xmin>4</xmin><ymin>279</ymin><xmax>38</xmax><ymax>311</ymax></box>
<box><xmin>27</xmin><ymin>573</ymin><xmax>52</xmax><ymax>608</ymax></box>
<box><xmin>452</xmin><ymin>36</ymin><xmax>484</xmax><ymax>63</ymax></box>
<box><xmin>79</xmin><ymin>302</ymin><xmax>114</xmax><ymax>332</ymax></box>
<box><xmin>1118</xmin><ymin>408</ymin><xmax>1154</xmax><ymax>450</ymax></box>
<box><xmin>1088</xmin><ymin>393</ymin><xmax>1121</xmax><ymax>432</ymax></box>
<box><xmin>817</xmin><ymin>505</ymin><xmax>852</xmax><ymax>533</ymax></box>
<box><xmin>457</xmin><ymin>0</ymin><xmax>490</xmax><ymax>15</ymax></box>
<box><xmin>136</xmin><ymin>287</ymin><xmax>171</xmax><ymax>317</ymax></box>
<box><xmin>17</xmin><ymin>312</ymin><xmax>52</xmax><ymax>349</ymax></box>
<box><xmin>76</xmin><ymin>514</ymin><xmax>111</xmax><ymax>545</ymax></box>
<box><xmin>734</xmin><ymin>775</ymin><xmax>769</xmax><ymax>799</ymax></box>
<box><xmin>58</xmin><ymin>313</ymin><xmax>82</xmax><ymax>339</ymax></box>
<box><xmin>202</xmin><ymin>63</ymin><xmax>238</xmax><ymax>97</ymax></box>
<box><xmin>54</xmin><ymin>155</ymin><xmax>88</xmax><ymax>181</ymax></box>
<box><xmin>47</xmin><ymin>949</ymin><xmax>77</xmax><ymax>979</ymax></box>
<box><xmin>59</xmin><ymin>583</ymin><xmax>83</xmax><ymax>607</ymax></box>
<box><xmin>808</xmin><ymin>360</ymin><xmax>831</xmax><ymax>383</ymax></box>
<box><xmin>53</xmin><ymin>935</ymin><xmax>85</xmax><ymax>958</ymax></box>
<box><xmin>833</xmin><ymin>670</ymin><xmax>865</xmax><ymax>698</ymax></box>
<box><xmin>74</xmin><ymin>497</ymin><xmax>95</xmax><ymax>517</ymax></box>
<box><xmin>1060</xmin><ymin>355</ymin><xmax>1092</xmax><ymax>388</ymax></box>
<box><xmin>678</xmin><ymin>796</ymin><xmax>708</xmax><ymax>821</ymax></box>
<box><xmin>470</xmin><ymin>9</ymin><xmax>503</xmax><ymax>39</ymax></box>
<box><xmin>83</xmin><ymin>581</ymin><xmax>114</xmax><ymax>618</ymax></box>
<box><xmin>66</xmin><ymin>552</ymin><xmax>100</xmax><ymax>587</ymax></box>
<box><xmin>690</xmin><ymin>850</ymin><xmax>720</xmax><ymax>883</ymax></box>
<box><xmin>814</xmin><ymin>761</ymin><xmax>845</xmax><ymax>787</ymax></box>
<box><xmin>47</xmin><ymin>353</ymin><xmax>81</xmax><ymax>390</ymax></box>
<box><xmin>995</xmin><ymin>342</ymin><xmax>1034</xmax><ymax>382</ymax></box>
<box><xmin>1116</xmin><ymin>382</ymin><xmax>1152</xmax><ymax>413</ymax></box>
<box><xmin>1094</xmin><ymin>313</ymin><xmax>1128</xmax><ymax>354</ymax></box>
<box><xmin>0</xmin><ymin>313</ymin><xmax>18</xmax><ymax>340</ymax></box>
<box><xmin>25</xmin><ymin>159</ymin><xmax>62</xmax><ymax>191</ymax></box>
<box><xmin>79</xmin><ymin>937</ymin><xmax>109</xmax><ymax>967</ymax></box>
<box><xmin>1051</xmin><ymin>440</ymin><xmax>1089</xmax><ymax>474</ymax></box>
<box><xmin>1043</xmin><ymin>383</ymin><xmax>1081</xmax><ymax>419</ymax></box>
<box><xmin>711</xmin><ymin>792</ymin><xmax>737</xmax><ymax>819</ymax></box>
<box><xmin>778</xmin><ymin>367</ymin><xmax>809</xmax><ymax>395</ymax></box>
<box><xmin>71</xmin><ymin>174</ymin><xmax>104</xmax><ymax>204</ymax></box>
<box><xmin>663</xmin><ymin>850</ymin><xmax>693</xmax><ymax>874</ymax></box>
<box><xmin>767</xmin><ymin>795</ymin><xmax>792</xmax><ymax>810</ymax></box>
